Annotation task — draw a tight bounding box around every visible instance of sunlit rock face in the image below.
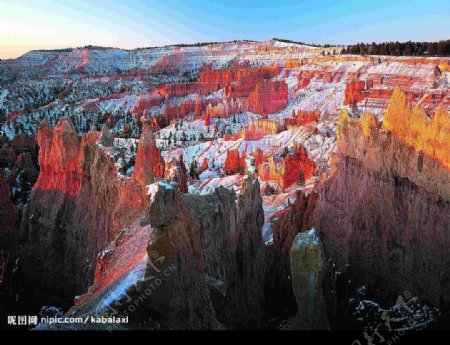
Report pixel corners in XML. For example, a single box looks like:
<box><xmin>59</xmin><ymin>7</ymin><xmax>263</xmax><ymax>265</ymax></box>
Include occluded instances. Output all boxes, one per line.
<box><xmin>1</xmin><ymin>39</ymin><xmax>449</xmax><ymax>330</ymax></box>
<box><xmin>256</xmin><ymin>144</ymin><xmax>316</xmax><ymax>190</ymax></box>
<box><xmin>34</xmin><ymin>118</ymin><xmax>81</xmax><ymax>196</ymax></box>
<box><xmin>382</xmin><ymin>87</ymin><xmax>450</xmax><ymax>170</ymax></box>
<box><xmin>132</xmin><ymin>128</ymin><xmax>165</xmax><ymax>188</ymax></box>
<box><xmin>314</xmin><ymin>93</ymin><xmax>450</xmax><ymax>323</ymax></box>
<box><xmin>248</xmin><ymin>80</ymin><xmax>288</xmax><ymax>115</ymax></box>
<box><xmin>164</xmin><ymin>155</ymin><xmax>188</xmax><ymax>193</ymax></box>
<box><xmin>19</xmin><ymin>118</ymin><xmax>163</xmax><ymax>307</ymax></box>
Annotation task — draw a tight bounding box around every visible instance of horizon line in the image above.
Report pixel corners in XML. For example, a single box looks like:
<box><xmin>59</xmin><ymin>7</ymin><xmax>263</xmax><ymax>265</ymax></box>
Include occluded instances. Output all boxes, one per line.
<box><xmin>2</xmin><ymin>37</ymin><xmax>449</xmax><ymax>61</ymax></box>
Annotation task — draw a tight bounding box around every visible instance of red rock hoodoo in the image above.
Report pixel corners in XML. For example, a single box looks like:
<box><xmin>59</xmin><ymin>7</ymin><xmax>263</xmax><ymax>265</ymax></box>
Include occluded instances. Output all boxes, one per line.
<box><xmin>132</xmin><ymin>128</ymin><xmax>165</xmax><ymax>188</ymax></box>
<box><xmin>248</xmin><ymin>81</ymin><xmax>288</xmax><ymax>115</ymax></box>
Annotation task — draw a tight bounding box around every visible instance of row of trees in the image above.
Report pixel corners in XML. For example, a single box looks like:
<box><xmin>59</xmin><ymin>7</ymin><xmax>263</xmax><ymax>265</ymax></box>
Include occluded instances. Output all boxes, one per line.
<box><xmin>341</xmin><ymin>40</ymin><xmax>450</xmax><ymax>57</ymax></box>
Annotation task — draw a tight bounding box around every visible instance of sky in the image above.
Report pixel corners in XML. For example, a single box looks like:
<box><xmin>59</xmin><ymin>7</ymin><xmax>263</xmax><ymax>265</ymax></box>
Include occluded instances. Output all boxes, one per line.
<box><xmin>1</xmin><ymin>0</ymin><xmax>449</xmax><ymax>59</ymax></box>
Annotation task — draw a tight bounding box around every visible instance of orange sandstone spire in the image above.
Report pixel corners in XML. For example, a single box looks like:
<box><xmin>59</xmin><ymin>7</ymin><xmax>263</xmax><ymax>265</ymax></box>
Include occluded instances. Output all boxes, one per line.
<box><xmin>383</xmin><ymin>87</ymin><xmax>450</xmax><ymax>169</ymax></box>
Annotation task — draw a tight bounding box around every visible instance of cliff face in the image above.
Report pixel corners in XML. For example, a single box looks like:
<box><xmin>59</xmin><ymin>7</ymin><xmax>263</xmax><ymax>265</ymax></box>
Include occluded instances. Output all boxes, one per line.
<box><xmin>142</xmin><ymin>182</ymin><xmax>222</xmax><ymax>330</ymax></box>
<box><xmin>288</xmin><ymin>230</ymin><xmax>329</xmax><ymax>330</ymax></box>
<box><xmin>164</xmin><ymin>155</ymin><xmax>188</xmax><ymax>193</ymax></box>
<box><xmin>248</xmin><ymin>81</ymin><xmax>288</xmax><ymax>115</ymax></box>
<box><xmin>19</xmin><ymin>118</ymin><xmax>156</xmax><ymax>306</ymax></box>
<box><xmin>142</xmin><ymin>176</ymin><xmax>266</xmax><ymax>329</ymax></box>
<box><xmin>314</xmin><ymin>95</ymin><xmax>450</xmax><ymax>314</ymax></box>
<box><xmin>265</xmin><ymin>190</ymin><xmax>318</xmax><ymax>323</ymax></box>
<box><xmin>132</xmin><ymin>129</ymin><xmax>165</xmax><ymax>188</ymax></box>
<box><xmin>47</xmin><ymin>176</ymin><xmax>266</xmax><ymax>330</ymax></box>
<box><xmin>159</xmin><ymin>63</ymin><xmax>282</xmax><ymax>99</ymax></box>
<box><xmin>257</xmin><ymin>144</ymin><xmax>316</xmax><ymax>190</ymax></box>
<box><xmin>0</xmin><ymin>175</ymin><xmax>18</xmax><ymax>236</ymax></box>
<box><xmin>383</xmin><ymin>86</ymin><xmax>450</xmax><ymax>170</ymax></box>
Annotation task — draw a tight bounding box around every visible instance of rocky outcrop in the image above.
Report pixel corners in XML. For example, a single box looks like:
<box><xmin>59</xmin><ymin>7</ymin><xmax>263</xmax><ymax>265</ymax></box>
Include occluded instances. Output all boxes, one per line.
<box><xmin>383</xmin><ymin>87</ymin><xmax>450</xmax><ymax>170</ymax></box>
<box><xmin>343</xmin><ymin>79</ymin><xmax>366</xmax><ymax>106</ymax></box>
<box><xmin>314</xmin><ymin>98</ymin><xmax>450</xmax><ymax>317</ymax></box>
<box><xmin>257</xmin><ymin>143</ymin><xmax>316</xmax><ymax>189</ymax></box>
<box><xmin>19</xmin><ymin>118</ymin><xmax>154</xmax><ymax>307</ymax></box>
<box><xmin>232</xmin><ymin>176</ymin><xmax>266</xmax><ymax>327</ymax></box>
<box><xmin>223</xmin><ymin>149</ymin><xmax>246</xmax><ymax>175</ymax></box>
<box><xmin>158</xmin><ymin>63</ymin><xmax>281</xmax><ymax>99</ymax></box>
<box><xmin>33</xmin><ymin>118</ymin><xmax>81</xmax><ymax>196</ymax></box>
<box><xmin>272</xmin><ymin>191</ymin><xmax>318</xmax><ymax>255</ymax></box>
<box><xmin>286</xmin><ymin>110</ymin><xmax>320</xmax><ymax>127</ymax></box>
<box><xmin>0</xmin><ymin>174</ymin><xmax>18</xmax><ymax>236</ymax></box>
<box><xmin>140</xmin><ymin>176</ymin><xmax>265</xmax><ymax>329</ymax></box>
<box><xmin>164</xmin><ymin>155</ymin><xmax>188</xmax><ymax>193</ymax></box>
<box><xmin>288</xmin><ymin>230</ymin><xmax>329</xmax><ymax>330</ymax></box>
<box><xmin>143</xmin><ymin>181</ymin><xmax>223</xmax><ymax>330</ymax></box>
<box><xmin>248</xmin><ymin>81</ymin><xmax>288</xmax><ymax>115</ymax></box>
<box><xmin>238</xmin><ymin>119</ymin><xmax>280</xmax><ymax>140</ymax></box>
<box><xmin>132</xmin><ymin>128</ymin><xmax>165</xmax><ymax>188</ymax></box>
<box><xmin>265</xmin><ymin>190</ymin><xmax>318</xmax><ymax>323</ymax></box>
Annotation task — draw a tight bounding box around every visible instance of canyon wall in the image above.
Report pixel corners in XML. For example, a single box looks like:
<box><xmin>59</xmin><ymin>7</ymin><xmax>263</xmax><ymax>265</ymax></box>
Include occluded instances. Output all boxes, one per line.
<box><xmin>19</xmin><ymin>119</ymin><xmax>159</xmax><ymax>306</ymax></box>
<box><xmin>248</xmin><ymin>80</ymin><xmax>288</xmax><ymax>115</ymax></box>
<box><xmin>265</xmin><ymin>190</ymin><xmax>318</xmax><ymax>322</ymax></box>
<box><xmin>314</xmin><ymin>93</ymin><xmax>450</xmax><ymax>316</ymax></box>
<box><xmin>141</xmin><ymin>176</ymin><xmax>266</xmax><ymax>329</ymax></box>
<box><xmin>0</xmin><ymin>175</ymin><xmax>18</xmax><ymax>237</ymax></box>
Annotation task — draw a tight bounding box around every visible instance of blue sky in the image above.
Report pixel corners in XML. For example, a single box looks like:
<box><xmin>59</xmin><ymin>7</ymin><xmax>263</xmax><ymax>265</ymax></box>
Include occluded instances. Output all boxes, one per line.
<box><xmin>1</xmin><ymin>0</ymin><xmax>449</xmax><ymax>59</ymax></box>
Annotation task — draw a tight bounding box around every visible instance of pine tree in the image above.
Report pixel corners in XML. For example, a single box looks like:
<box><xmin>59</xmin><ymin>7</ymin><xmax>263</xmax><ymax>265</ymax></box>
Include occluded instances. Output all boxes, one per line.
<box><xmin>189</xmin><ymin>160</ymin><xmax>199</xmax><ymax>179</ymax></box>
<box><xmin>427</xmin><ymin>42</ymin><xmax>437</xmax><ymax>56</ymax></box>
<box><xmin>297</xmin><ymin>171</ymin><xmax>305</xmax><ymax>186</ymax></box>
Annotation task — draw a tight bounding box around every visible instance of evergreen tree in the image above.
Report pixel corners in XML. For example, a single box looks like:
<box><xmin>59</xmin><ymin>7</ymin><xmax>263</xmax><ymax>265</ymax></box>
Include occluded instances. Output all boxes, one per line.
<box><xmin>427</xmin><ymin>42</ymin><xmax>437</xmax><ymax>56</ymax></box>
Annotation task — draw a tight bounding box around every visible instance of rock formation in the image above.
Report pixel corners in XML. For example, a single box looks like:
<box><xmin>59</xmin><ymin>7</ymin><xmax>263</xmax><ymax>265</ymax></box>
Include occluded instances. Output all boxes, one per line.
<box><xmin>239</xmin><ymin>119</ymin><xmax>280</xmax><ymax>140</ymax></box>
<box><xmin>132</xmin><ymin>128</ymin><xmax>165</xmax><ymax>188</ymax></box>
<box><xmin>140</xmin><ymin>176</ymin><xmax>266</xmax><ymax>329</ymax></box>
<box><xmin>0</xmin><ymin>174</ymin><xmax>18</xmax><ymax>236</ymax></box>
<box><xmin>19</xmin><ymin>118</ymin><xmax>159</xmax><ymax>307</ymax></box>
<box><xmin>142</xmin><ymin>181</ymin><xmax>223</xmax><ymax>330</ymax></box>
<box><xmin>288</xmin><ymin>230</ymin><xmax>329</xmax><ymax>330</ymax></box>
<box><xmin>248</xmin><ymin>81</ymin><xmax>288</xmax><ymax>115</ymax></box>
<box><xmin>257</xmin><ymin>144</ymin><xmax>316</xmax><ymax>189</ymax></box>
<box><xmin>314</xmin><ymin>94</ymin><xmax>450</xmax><ymax>321</ymax></box>
<box><xmin>164</xmin><ymin>155</ymin><xmax>188</xmax><ymax>193</ymax></box>
<box><xmin>265</xmin><ymin>190</ymin><xmax>318</xmax><ymax>323</ymax></box>
<box><xmin>286</xmin><ymin>110</ymin><xmax>320</xmax><ymax>127</ymax></box>
<box><xmin>223</xmin><ymin>149</ymin><xmax>246</xmax><ymax>175</ymax></box>
<box><xmin>343</xmin><ymin>79</ymin><xmax>366</xmax><ymax>106</ymax></box>
<box><xmin>383</xmin><ymin>87</ymin><xmax>450</xmax><ymax>170</ymax></box>
<box><xmin>158</xmin><ymin>63</ymin><xmax>281</xmax><ymax>99</ymax></box>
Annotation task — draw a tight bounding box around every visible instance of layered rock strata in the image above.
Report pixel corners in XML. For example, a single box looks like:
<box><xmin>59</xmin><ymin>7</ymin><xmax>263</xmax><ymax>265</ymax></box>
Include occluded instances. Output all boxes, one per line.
<box><xmin>314</xmin><ymin>94</ymin><xmax>450</xmax><ymax>320</ymax></box>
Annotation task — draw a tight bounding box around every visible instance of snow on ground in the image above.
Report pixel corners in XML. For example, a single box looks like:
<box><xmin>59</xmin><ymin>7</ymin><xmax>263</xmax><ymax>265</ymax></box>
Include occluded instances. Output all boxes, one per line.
<box><xmin>0</xmin><ymin>88</ymin><xmax>8</xmax><ymax>104</ymax></box>
<box><xmin>97</xmin><ymin>95</ymin><xmax>138</xmax><ymax>113</ymax></box>
<box><xmin>261</xmin><ymin>190</ymin><xmax>297</xmax><ymax>242</ymax></box>
<box><xmin>295</xmin><ymin>81</ymin><xmax>346</xmax><ymax>114</ymax></box>
<box><xmin>70</xmin><ymin>221</ymin><xmax>152</xmax><ymax>316</ymax></box>
<box><xmin>190</xmin><ymin>174</ymin><xmax>244</xmax><ymax>196</ymax></box>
